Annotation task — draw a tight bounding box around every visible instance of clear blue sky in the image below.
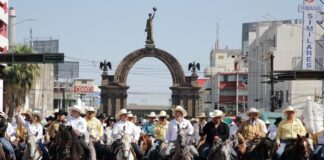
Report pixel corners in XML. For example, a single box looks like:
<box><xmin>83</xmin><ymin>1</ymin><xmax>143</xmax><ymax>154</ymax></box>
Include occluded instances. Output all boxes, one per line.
<box><xmin>11</xmin><ymin>0</ymin><xmax>302</xmax><ymax>105</ymax></box>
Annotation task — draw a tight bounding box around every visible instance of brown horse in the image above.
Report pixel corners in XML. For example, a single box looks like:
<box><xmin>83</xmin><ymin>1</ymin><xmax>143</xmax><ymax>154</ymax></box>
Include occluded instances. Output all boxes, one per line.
<box><xmin>280</xmin><ymin>134</ymin><xmax>314</xmax><ymax>160</ymax></box>
<box><xmin>139</xmin><ymin>133</ymin><xmax>152</xmax><ymax>157</ymax></box>
<box><xmin>237</xmin><ymin>136</ymin><xmax>274</xmax><ymax>160</ymax></box>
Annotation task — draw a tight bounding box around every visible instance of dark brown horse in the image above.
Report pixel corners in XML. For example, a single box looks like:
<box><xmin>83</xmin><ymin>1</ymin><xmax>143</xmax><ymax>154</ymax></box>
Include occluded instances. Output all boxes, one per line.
<box><xmin>280</xmin><ymin>134</ymin><xmax>314</xmax><ymax>160</ymax></box>
<box><xmin>48</xmin><ymin>124</ymin><xmax>85</xmax><ymax>160</ymax></box>
<box><xmin>237</xmin><ymin>136</ymin><xmax>274</xmax><ymax>160</ymax></box>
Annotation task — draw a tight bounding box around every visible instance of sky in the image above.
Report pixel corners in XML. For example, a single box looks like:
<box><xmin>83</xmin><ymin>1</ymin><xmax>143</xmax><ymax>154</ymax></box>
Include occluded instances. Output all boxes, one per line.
<box><xmin>11</xmin><ymin>0</ymin><xmax>303</xmax><ymax>105</ymax></box>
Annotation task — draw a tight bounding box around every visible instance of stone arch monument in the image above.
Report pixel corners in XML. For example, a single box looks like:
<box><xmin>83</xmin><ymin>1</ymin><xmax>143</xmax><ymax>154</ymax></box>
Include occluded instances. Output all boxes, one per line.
<box><xmin>99</xmin><ymin>7</ymin><xmax>200</xmax><ymax>117</ymax></box>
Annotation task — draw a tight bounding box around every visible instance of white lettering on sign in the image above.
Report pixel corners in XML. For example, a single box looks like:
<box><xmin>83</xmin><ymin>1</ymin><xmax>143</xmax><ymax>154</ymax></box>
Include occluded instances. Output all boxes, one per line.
<box><xmin>299</xmin><ymin>0</ymin><xmax>319</xmax><ymax>70</ymax></box>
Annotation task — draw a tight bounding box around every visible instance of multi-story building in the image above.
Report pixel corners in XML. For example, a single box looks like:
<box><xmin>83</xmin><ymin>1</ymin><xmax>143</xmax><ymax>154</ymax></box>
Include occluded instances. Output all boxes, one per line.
<box><xmin>0</xmin><ymin>1</ymin><xmax>8</xmax><ymax>112</ymax></box>
<box><xmin>242</xmin><ymin>20</ymin><xmax>324</xmax><ymax>111</ymax></box>
<box><xmin>203</xmin><ymin>48</ymin><xmax>248</xmax><ymax>114</ymax></box>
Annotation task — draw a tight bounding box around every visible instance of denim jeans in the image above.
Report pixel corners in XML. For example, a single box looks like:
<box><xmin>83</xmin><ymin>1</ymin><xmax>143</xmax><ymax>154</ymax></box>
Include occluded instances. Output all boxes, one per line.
<box><xmin>199</xmin><ymin>143</ymin><xmax>212</xmax><ymax>160</ymax></box>
<box><xmin>132</xmin><ymin>142</ymin><xmax>143</xmax><ymax>160</ymax></box>
<box><xmin>313</xmin><ymin>144</ymin><xmax>324</xmax><ymax>159</ymax></box>
<box><xmin>274</xmin><ymin>140</ymin><xmax>291</xmax><ymax>159</ymax></box>
<box><xmin>0</xmin><ymin>137</ymin><xmax>15</xmax><ymax>159</ymax></box>
<box><xmin>37</xmin><ymin>140</ymin><xmax>49</xmax><ymax>160</ymax></box>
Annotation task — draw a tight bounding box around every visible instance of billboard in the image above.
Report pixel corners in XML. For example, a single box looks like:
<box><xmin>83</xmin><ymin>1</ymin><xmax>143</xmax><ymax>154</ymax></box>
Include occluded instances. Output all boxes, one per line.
<box><xmin>54</xmin><ymin>61</ymin><xmax>79</xmax><ymax>80</ymax></box>
<box><xmin>73</xmin><ymin>85</ymin><xmax>94</xmax><ymax>93</ymax></box>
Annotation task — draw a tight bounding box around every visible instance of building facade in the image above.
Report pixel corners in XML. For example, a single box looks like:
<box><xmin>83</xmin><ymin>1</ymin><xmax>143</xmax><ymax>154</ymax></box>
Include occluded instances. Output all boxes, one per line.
<box><xmin>242</xmin><ymin>20</ymin><xmax>324</xmax><ymax>111</ymax></box>
<box><xmin>0</xmin><ymin>0</ymin><xmax>7</xmax><ymax>112</ymax></box>
<box><xmin>203</xmin><ymin>48</ymin><xmax>248</xmax><ymax>114</ymax></box>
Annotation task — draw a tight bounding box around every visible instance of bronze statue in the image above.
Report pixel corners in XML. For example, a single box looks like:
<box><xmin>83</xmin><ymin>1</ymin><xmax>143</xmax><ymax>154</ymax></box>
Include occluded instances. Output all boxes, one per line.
<box><xmin>145</xmin><ymin>7</ymin><xmax>157</xmax><ymax>44</ymax></box>
<box><xmin>100</xmin><ymin>60</ymin><xmax>111</xmax><ymax>72</ymax></box>
<box><xmin>188</xmin><ymin>61</ymin><xmax>200</xmax><ymax>73</ymax></box>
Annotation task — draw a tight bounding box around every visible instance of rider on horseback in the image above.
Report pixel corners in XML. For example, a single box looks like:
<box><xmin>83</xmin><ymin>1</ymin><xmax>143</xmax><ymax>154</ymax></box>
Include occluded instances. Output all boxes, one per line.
<box><xmin>274</xmin><ymin>106</ymin><xmax>306</xmax><ymax>159</ymax></box>
<box><xmin>85</xmin><ymin>106</ymin><xmax>103</xmax><ymax>159</ymax></box>
<box><xmin>16</xmin><ymin>108</ymin><xmax>49</xmax><ymax>159</ymax></box>
<box><xmin>143</xmin><ymin>112</ymin><xmax>156</xmax><ymax>137</ymax></box>
<box><xmin>0</xmin><ymin>111</ymin><xmax>15</xmax><ymax>159</ymax></box>
<box><xmin>193</xmin><ymin>112</ymin><xmax>207</xmax><ymax>146</ymax></box>
<box><xmin>112</xmin><ymin>109</ymin><xmax>143</xmax><ymax>160</ymax></box>
<box><xmin>199</xmin><ymin>110</ymin><xmax>229</xmax><ymax>160</ymax></box>
<box><xmin>162</xmin><ymin>105</ymin><xmax>199</xmax><ymax>159</ymax></box>
<box><xmin>45</xmin><ymin>109</ymin><xmax>67</xmax><ymax>143</ymax></box>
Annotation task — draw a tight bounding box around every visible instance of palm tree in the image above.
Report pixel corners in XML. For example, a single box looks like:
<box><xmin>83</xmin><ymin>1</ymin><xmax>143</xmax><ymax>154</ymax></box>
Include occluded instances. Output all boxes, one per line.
<box><xmin>3</xmin><ymin>45</ymin><xmax>40</xmax><ymax>119</ymax></box>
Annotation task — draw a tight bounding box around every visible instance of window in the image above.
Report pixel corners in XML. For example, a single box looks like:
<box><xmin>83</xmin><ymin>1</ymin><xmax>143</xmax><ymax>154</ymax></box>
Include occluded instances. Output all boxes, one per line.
<box><xmin>218</xmin><ymin>55</ymin><xmax>224</xmax><ymax>60</ymax></box>
<box><xmin>82</xmin><ymin>80</ymin><xmax>87</xmax><ymax>84</ymax></box>
<box><xmin>223</xmin><ymin>75</ymin><xmax>228</xmax><ymax>82</ymax></box>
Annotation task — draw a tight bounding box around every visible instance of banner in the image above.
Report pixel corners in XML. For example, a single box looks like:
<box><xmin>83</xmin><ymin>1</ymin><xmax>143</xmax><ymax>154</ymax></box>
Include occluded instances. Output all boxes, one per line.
<box><xmin>302</xmin><ymin>96</ymin><xmax>324</xmax><ymax>134</ymax></box>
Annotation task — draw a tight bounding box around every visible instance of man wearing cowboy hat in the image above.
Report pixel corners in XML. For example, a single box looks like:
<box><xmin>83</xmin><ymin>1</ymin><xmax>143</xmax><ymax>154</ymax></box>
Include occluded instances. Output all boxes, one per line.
<box><xmin>237</xmin><ymin>107</ymin><xmax>267</xmax><ymax>143</ymax></box>
<box><xmin>199</xmin><ymin>110</ymin><xmax>229</xmax><ymax>160</ymax></box>
<box><xmin>112</xmin><ymin>108</ymin><xmax>143</xmax><ymax>160</ymax></box>
<box><xmin>230</xmin><ymin>116</ymin><xmax>242</xmax><ymax>137</ymax></box>
<box><xmin>268</xmin><ymin>117</ymin><xmax>282</xmax><ymax>141</ymax></box>
<box><xmin>274</xmin><ymin>106</ymin><xmax>306</xmax><ymax>159</ymax></box>
<box><xmin>45</xmin><ymin>109</ymin><xmax>67</xmax><ymax>144</ymax></box>
<box><xmin>67</xmin><ymin>105</ymin><xmax>87</xmax><ymax>136</ymax></box>
<box><xmin>85</xmin><ymin>106</ymin><xmax>103</xmax><ymax>159</ymax></box>
<box><xmin>0</xmin><ymin>111</ymin><xmax>15</xmax><ymax>159</ymax></box>
<box><xmin>193</xmin><ymin>112</ymin><xmax>207</xmax><ymax>146</ymax></box>
<box><xmin>143</xmin><ymin>112</ymin><xmax>157</xmax><ymax>137</ymax></box>
<box><xmin>163</xmin><ymin>105</ymin><xmax>198</xmax><ymax>158</ymax></box>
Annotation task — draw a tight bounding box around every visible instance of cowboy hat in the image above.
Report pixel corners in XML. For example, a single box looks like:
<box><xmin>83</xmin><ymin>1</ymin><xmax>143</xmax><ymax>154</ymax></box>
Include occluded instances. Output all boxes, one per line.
<box><xmin>158</xmin><ymin>110</ymin><xmax>169</xmax><ymax>118</ymax></box>
<box><xmin>265</xmin><ymin>120</ymin><xmax>270</xmax><ymax>125</ymax></box>
<box><xmin>172</xmin><ymin>105</ymin><xmax>187</xmax><ymax>117</ymax></box>
<box><xmin>127</xmin><ymin>113</ymin><xmax>134</xmax><ymax>118</ymax></box>
<box><xmin>209</xmin><ymin>110</ymin><xmax>224</xmax><ymax>118</ymax></box>
<box><xmin>246</xmin><ymin>107</ymin><xmax>260</xmax><ymax>116</ymax></box>
<box><xmin>274</xmin><ymin>117</ymin><xmax>282</xmax><ymax>125</ymax></box>
<box><xmin>69</xmin><ymin>105</ymin><xmax>84</xmax><ymax>114</ymax></box>
<box><xmin>86</xmin><ymin>106</ymin><xmax>96</xmax><ymax>112</ymax></box>
<box><xmin>147</xmin><ymin>112</ymin><xmax>157</xmax><ymax>118</ymax></box>
<box><xmin>31</xmin><ymin>110</ymin><xmax>43</xmax><ymax>120</ymax></box>
<box><xmin>190</xmin><ymin>118</ymin><xmax>198</xmax><ymax>122</ymax></box>
<box><xmin>196</xmin><ymin>112</ymin><xmax>207</xmax><ymax>118</ymax></box>
<box><xmin>53</xmin><ymin>108</ymin><xmax>59</xmax><ymax>114</ymax></box>
<box><xmin>21</xmin><ymin>108</ymin><xmax>32</xmax><ymax>117</ymax></box>
<box><xmin>283</xmin><ymin>106</ymin><xmax>296</xmax><ymax>113</ymax></box>
<box><xmin>115</xmin><ymin>108</ymin><xmax>128</xmax><ymax>119</ymax></box>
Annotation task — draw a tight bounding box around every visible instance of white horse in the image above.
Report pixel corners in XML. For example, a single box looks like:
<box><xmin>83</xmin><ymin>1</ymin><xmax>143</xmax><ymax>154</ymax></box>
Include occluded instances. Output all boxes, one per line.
<box><xmin>116</xmin><ymin>133</ymin><xmax>135</xmax><ymax>160</ymax></box>
<box><xmin>23</xmin><ymin>135</ymin><xmax>42</xmax><ymax>160</ymax></box>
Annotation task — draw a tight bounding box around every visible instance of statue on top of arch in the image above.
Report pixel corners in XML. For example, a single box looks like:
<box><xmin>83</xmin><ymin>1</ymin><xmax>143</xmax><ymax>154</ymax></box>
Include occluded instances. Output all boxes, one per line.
<box><xmin>188</xmin><ymin>61</ymin><xmax>200</xmax><ymax>73</ymax></box>
<box><xmin>145</xmin><ymin>7</ymin><xmax>157</xmax><ymax>45</ymax></box>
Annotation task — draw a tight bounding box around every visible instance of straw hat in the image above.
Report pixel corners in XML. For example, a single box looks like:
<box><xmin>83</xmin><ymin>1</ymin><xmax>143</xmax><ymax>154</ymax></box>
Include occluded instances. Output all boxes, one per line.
<box><xmin>283</xmin><ymin>106</ymin><xmax>296</xmax><ymax>113</ymax></box>
<box><xmin>265</xmin><ymin>120</ymin><xmax>270</xmax><ymax>125</ymax></box>
<box><xmin>69</xmin><ymin>105</ymin><xmax>84</xmax><ymax>114</ymax></box>
<box><xmin>190</xmin><ymin>118</ymin><xmax>198</xmax><ymax>122</ymax></box>
<box><xmin>246</xmin><ymin>107</ymin><xmax>260</xmax><ymax>116</ymax></box>
<box><xmin>31</xmin><ymin>110</ymin><xmax>43</xmax><ymax>120</ymax></box>
<box><xmin>172</xmin><ymin>105</ymin><xmax>187</xmax><ymax>117</ymax></box>
<box><xmin>86</xmin><ymin>106</ymin><xmax>95</xmax><ymax>112</ymax></box>
<box><xmin>147</xmin><ymin>112</ymin><xmax>157</xmax><ymax>118</ymax></box>
<box><xmin>21</xmin><ymin>108</ymin><xmax>32</xmax><ymax>117</ymax></box>
<box><xmin>158</xmin><ymin>110</ymin><xmax>169</xmax><ymax>118</ymax></box>
<box><xmin>115</xmin><ymin>108</ymin><xmax>128</xmax><ymax>119</ymax></box>
<box><xmin>209</xmin><ymin>110</ymin><xmax>224</xmax><ymax>118</ymax></box>
<box><xmin>196</xmin><ymin>112</ymin><xmax>207</xmax><ymax>118</ymax></box>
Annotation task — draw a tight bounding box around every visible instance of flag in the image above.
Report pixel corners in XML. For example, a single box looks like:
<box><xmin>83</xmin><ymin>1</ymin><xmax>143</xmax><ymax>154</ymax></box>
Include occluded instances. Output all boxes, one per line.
<box><xmin>302</xmin><ymin>96</ymin><xmax>324</xmax><ymax>134</ymax></box>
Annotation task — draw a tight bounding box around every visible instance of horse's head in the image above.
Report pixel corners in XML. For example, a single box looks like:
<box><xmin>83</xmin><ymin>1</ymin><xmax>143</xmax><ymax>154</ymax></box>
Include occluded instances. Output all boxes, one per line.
<box><xmin>258</xmin><ymin>136</ymin><xmax>274</xmax><ymax>159</ymax></box>
<box><xmin>26</xmin><ymin>135</ymin><xmax>38</xmax><ymax>158</ymax></box>
<box><xmin>296</xmin><ymin>133</ymin><xmax>313</xmax><ymax>159</ymax></box>
<box><xmin>121</xmin><ymin>133</ymin><xmax>132</xmax><ymax>159</ymax></box>
<box><xmin>176</xmin><ymin>123</ymin><xmax>189</xmax><ymax>147</ymax></box>
<box><xmin>139</xmin><ymin>134</ymin><xmax>152</xmax><ymax>154</ymax></box>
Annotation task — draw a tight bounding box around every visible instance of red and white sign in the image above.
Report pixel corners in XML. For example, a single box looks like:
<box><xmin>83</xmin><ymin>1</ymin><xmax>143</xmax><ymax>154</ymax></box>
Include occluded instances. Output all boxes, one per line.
<box><xmin>73</xmin><ymin>85</ymin><xmax>94</xmax><ymax>93</ymax></box>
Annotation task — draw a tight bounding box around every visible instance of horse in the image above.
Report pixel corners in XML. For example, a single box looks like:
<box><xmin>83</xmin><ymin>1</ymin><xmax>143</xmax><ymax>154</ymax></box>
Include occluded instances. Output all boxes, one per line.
<box><xmin>280</xmin><ymin>134</ymin><xmax>314</xmax><ymax>160</ymax></box>
<box><xmin>139</xmin><ymin>133</ymin><xmax>152</xmax><ymax>159</ymax></box>
<box><xmin>116</xmin><ymin>133</ymin><xmax>135</xmax><ymax>160</ymax></box>
<box><xmin>23</xmin><ymin>135</ymin><xmax>42</xmax><ymax>160</ymax></box>
<box><xmin>171</xmin><ymin>124</ymin><xmax>192</xmax><ymax>160</ymax></box>
<box><xmin>48</xmin><ymin>124</ymin><xmax>85</xmax><ymax>160</ymax></box>
<box><xmin>237</xmin><ymin>136</ymin><xmax>274</xmax><ymax>160</ymax></box>
<box><xmin>208</xmin><ymin>139</ymin><xmax>232</xmax><ymax>160</ymax></box>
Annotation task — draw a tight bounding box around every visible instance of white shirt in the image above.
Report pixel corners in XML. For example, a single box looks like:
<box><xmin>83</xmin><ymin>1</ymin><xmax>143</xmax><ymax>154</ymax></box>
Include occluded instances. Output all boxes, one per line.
<box><xmin>6</xmin><ymin>122</ymin><xmax>16</xmax><ymax>138</ymax></box>
<box><xmin>318</xmin><ymin>132</ymin><xmax>324</xmax><ymax>144</ymax></box>
<box><xmin>17</xmin><ymin>114</ymin><xmax>43</xmax><ymax>142</ymax></box>
<box><xmin>230</xmin><ymin>123</ymin><xmax>239</xmax><ymax>136</ymax></box>
<box><xmin>258</xmin><ymin>119</ymin><xmax>268</xmax><ymax>133</ymax></box>
<box><xmin>67</xmin><ymin>116</ymin><xmax>87</xmax><ymax>135</ymax></box>
<box><xmin>112</xmin><ymin>120</ymin><xmax>140</xmax><ymax>141</ymax></box>
<box><xmin>268</xmin><ymin>124</ymin><xmax>277</xmax><ymax>140</ymax></box>
<box><xmin>166</xmin><ymin>118</ymin><xmax>194</xmax><ymax>143</ymax></box>
<box><xmin>193</xmin><ymin>121</ymin><xmax>207</xmax><ymax>145</ymax></box>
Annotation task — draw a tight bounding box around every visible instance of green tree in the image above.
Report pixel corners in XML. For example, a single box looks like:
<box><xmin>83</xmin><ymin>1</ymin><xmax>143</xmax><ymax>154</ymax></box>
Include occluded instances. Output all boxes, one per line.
<box><xmin>3</xmin><ymin>45</ymin><xmax>40</xmax><ymax>119</ymax></box>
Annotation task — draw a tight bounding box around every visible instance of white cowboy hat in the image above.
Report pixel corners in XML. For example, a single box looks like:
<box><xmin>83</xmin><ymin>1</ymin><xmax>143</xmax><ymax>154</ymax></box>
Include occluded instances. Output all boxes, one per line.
<box><xmin>31</xmin><ymin>110</ymin><xmax>43</xmax><ymax>120</ymax></box>
<box><xmin>147</xmin><ymin>112</ymin><xmax>157</xmax><ymax>118</ymax></box>
<box><xmin>69</xmin><ymin>105</ymin><xmax>84</xmax><ymax>114</ymax></box>
<box><xmin>85</xmin><ymin>106</ymin><xmax>95</xmax><ymax>112</ymax></box>
<box><xmin>21</xmin><ymin>108</ymin><xmax>32</xmax><ymax>117</ymax></box>
<box><xmin>53</xmin><ymin>108</ymin><xmax>59</xmax><ymax>114</ymax></box>
<box><xmin>190</xmin><ymin>118</ymin><xmax>198</xmax><ymax>122</ymax></box>
<box><xmin>196</xmin><ymin>112</ymin><xmax>207</xmax><ymax>118</ymax></box>
<box><xmin>265</xmin><ymin>120</ymin><xmax>270</xmax><ymax>124</ymax></box>
<box><xmin>116</xmin><ymin>108</ymin><xmax>128</xmax><ymax>119</ymax></box>
<box><xmin>246</xmin><ymin>107</ymin><xmax>260</xmax><ymax>116</ymax></box>
<box><xmin>158</xmin><ymin>110</ymin><xmax>169</xmax><ymax>118</ymax></box>
<box><xmin>283</xmin><ymin>106</ymin><xmax>296</xmax><ymax>113</ymax></box>
<box><xmin>172</xmin><ymin>105</ymin><xmax>187</xmax><ymax>117</ymax></box>
<box><xmin>209</xmin><ymin>110</ymin><xmax>224</xmax><ymax>118</ymax></box>
<box><xmin>127</xmin><ymin>113</ymin><xmax>134</xmax><ymax>118</ymax></box>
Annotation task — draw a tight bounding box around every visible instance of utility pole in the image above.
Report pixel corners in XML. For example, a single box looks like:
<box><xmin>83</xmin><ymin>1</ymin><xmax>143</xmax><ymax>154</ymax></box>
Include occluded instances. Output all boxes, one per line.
<box><xmin>270</xmin><ymin>54</ymin><xmax>275</xmax><ymax>112</ymax></box>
